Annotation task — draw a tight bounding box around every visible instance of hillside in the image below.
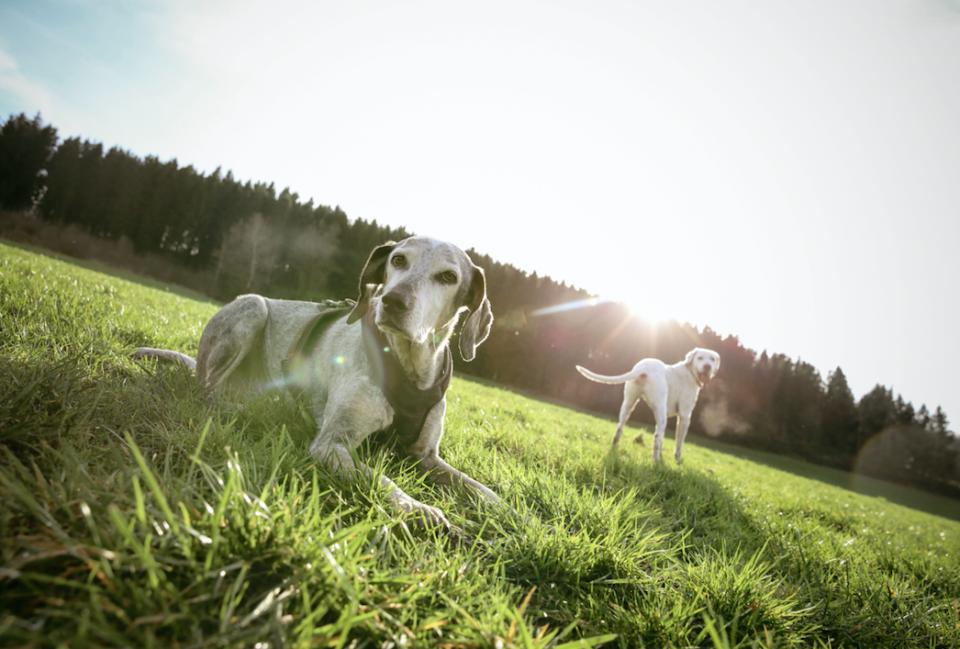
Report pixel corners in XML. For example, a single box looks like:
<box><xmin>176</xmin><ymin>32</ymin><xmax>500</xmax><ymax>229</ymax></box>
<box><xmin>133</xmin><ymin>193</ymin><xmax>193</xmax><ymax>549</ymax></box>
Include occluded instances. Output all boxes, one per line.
<box><xmin>4</xmin><ymin>108</ymin><xmax>959</xmax><ymax>502</ymax></box>
<box><xmin>1</xmin><ymin>240</ymin><xmax>959</xmax><ymax>648</ymax></box>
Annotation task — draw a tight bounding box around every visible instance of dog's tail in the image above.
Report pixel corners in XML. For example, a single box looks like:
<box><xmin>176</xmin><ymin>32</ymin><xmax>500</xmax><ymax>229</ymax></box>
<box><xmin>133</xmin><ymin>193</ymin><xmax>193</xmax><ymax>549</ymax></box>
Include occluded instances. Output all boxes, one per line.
<box><xmin>132</xmin><ymin>347</ymin><xmax>198</xmax><ymax>372</ymax></box>
<box><xmin>575</xmin><ymin>365</ymin><xmax>641</xmax><ymax>385</ymax></box>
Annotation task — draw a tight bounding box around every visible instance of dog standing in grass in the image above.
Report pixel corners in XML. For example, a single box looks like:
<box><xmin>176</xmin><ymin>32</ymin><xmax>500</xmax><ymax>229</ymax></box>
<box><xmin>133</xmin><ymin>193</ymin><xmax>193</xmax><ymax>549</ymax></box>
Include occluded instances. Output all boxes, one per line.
<box><xmin>134</xmin><ymin>236</ymin><xmax>497</xmax><ymax>532</ymax></box>
<box><xmin>576</xmin><ymin>348</ymin><xmax>720</xmax><ymax>462</ymax></box>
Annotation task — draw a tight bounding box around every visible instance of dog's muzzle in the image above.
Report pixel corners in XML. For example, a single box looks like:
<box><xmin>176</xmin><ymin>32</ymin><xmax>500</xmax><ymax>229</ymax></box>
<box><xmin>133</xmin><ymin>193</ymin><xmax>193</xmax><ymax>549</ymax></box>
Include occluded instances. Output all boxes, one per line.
<box><xmin>381</xmin><ymin>289</ymin><xmax>410</xmax><ymax>316</ymax></box>
<box><xmin>377</xmin><ymin>289</ymin><xmax>415</xmax><ymax>337</ymax></box>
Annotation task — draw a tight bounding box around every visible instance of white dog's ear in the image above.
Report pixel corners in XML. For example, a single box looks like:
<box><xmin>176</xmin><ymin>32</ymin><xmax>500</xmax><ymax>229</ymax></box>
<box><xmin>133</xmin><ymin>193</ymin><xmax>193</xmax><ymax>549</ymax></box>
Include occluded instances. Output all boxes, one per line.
<box><xmin>458</xmin><ymin>265</ymin><xmax>493</xmax><ymax>361</ymax></box>
<box><xmin>684</xmin><ymin>348</ymin><xmax>698</xmax><ymax>366</ymax></box>
<box><xmin>711</xmin><ymin>353</ymin><xmax>721</xmax><ymax>378</ymax></box>
<box><xmin>347</xmin><ymin>241</ymin><xmax>396</xmax><ymax>324</ymax></box>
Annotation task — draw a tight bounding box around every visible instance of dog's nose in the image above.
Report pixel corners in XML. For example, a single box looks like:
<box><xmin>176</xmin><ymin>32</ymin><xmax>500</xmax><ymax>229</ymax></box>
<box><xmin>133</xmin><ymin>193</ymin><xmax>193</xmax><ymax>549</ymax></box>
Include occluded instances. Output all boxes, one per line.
<box><xmin>381</xmin><ymin>290</ymin><xmax>410</xmax><ymax>315</ymax></box>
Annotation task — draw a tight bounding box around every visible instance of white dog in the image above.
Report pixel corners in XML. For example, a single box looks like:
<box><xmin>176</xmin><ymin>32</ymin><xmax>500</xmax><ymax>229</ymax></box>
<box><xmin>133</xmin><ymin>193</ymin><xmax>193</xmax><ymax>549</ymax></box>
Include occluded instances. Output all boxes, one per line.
<box><xmin>134</xmin><ymin>236</ymin><xmax>497</xmax><ymax>531</ymax></box>
<box><xmin>576</xmin><ymin>348</ymin><xmax>720</xmax><ymax>462</ymax></box>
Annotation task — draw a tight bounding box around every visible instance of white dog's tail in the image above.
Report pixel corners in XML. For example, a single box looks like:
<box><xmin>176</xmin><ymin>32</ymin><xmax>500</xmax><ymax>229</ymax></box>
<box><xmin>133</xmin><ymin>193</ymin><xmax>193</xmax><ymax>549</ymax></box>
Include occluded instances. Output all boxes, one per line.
<box><xmin>132</xmin><ymin>347</ymin><xmax>198</xmax><ymax>371</ymax></box>
<box><xmin>575</xmin><ymin>365</ymin><xmax>642</xmax><ymax>385</ymax></box>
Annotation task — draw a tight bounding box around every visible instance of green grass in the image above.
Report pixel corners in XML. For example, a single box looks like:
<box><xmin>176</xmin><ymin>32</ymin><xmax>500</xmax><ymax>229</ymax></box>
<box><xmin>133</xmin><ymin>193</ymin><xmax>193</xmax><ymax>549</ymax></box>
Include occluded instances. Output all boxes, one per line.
<box><xmin>0</xmin><ymin>237</ymin><xmax>219</xmax><ymax>306</ymax></box>
<box><xmin>686</xmin><ymin>436</ymin><xmax>960</xmax><ymax>522</ymax></box>
<box><xmin>1</xmin><ymin>239</ymin><xmax>959</xmax><ymax>648</ymax></box>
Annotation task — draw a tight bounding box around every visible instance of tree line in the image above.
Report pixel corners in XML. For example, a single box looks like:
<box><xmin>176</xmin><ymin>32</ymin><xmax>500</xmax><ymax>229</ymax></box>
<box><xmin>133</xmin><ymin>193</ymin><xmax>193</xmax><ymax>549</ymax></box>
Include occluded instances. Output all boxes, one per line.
<box><xmin>2</xmin><ymin>112</ymin><xmax>957</xmax><ymax>498</ymax></box>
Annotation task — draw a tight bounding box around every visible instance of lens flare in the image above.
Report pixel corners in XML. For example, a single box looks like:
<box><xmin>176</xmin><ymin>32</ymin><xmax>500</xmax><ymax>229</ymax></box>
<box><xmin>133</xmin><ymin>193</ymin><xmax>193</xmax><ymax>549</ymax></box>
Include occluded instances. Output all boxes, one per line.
<box><xmin>529</xmin><ymin>297</ymin><xmax>609</xmax><ymax>317</ymax></box>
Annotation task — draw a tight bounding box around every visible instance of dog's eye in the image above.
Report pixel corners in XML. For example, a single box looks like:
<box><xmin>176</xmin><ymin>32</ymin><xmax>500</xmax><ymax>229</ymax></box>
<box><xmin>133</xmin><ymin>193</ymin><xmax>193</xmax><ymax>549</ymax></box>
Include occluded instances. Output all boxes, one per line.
<box><xmin>391</xmin><ymin>255</ymin><xmax>406</xmax><ymax>268</ymax></box>
<box><xmin>439</xmin><ymin>271</ymin><xmax>457</xmax><ymax>284</ymax></box>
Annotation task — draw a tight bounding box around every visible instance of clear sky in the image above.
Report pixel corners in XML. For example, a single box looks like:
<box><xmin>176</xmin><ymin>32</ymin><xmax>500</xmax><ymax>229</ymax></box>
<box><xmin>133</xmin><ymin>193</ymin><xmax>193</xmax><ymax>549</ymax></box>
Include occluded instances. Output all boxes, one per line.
<box><xmin>2</xmin><ymin>0</ymin><xmax>959</xmax><ymax>424</ymax></box>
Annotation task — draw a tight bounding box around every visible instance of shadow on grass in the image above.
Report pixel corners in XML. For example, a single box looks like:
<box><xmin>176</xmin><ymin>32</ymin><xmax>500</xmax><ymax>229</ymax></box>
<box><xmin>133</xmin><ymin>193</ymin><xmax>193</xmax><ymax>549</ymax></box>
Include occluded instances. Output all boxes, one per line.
<box><xmin>599</xmin><ymin>443</ymin><xmax>762</xmax><ymax>550</ymax></box>
<box><xmin>494</xmin><ymin>437</ymin><xmax>813</xmax><ymax>647</ymax></box>
<box><xmin>458</xmin><ymin>373</ymin><xmax>960</xmax><ymax>523</ymax></box>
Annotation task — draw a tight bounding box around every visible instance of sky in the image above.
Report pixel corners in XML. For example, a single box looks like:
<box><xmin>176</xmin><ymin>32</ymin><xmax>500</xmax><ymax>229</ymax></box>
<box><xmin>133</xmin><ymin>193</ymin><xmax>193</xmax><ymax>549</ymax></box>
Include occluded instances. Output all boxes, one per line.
<box><xmin>2</xmin><ymin>0</ymin><xmax>959</xmax><ymax>424</ymax></box>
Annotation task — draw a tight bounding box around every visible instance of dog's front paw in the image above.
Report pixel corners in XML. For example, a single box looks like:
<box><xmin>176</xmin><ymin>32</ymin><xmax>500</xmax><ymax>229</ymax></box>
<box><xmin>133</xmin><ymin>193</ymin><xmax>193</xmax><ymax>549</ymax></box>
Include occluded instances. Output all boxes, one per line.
<box><xmin>395</xmin><ymin>499</ymin><xmax>451</xmax><ymax>531</ymax></box>
<box><xmin>414</xmin><ymin>502</ymin><xmax>451</xmax><ymax>530</ymax></box>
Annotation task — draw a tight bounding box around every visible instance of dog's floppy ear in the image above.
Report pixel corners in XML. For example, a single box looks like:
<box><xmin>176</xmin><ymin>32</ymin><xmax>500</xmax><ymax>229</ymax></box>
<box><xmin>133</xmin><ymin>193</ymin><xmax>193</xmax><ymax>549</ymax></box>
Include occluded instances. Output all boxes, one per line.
<box><xmin>684</xmin><ymin>348</ymin><xmax>698</xmax><ymax>366</ymax></box>
<box><xmin>347</xmin><ymin>241</ymin><xmax>396</xmax><ymax>324</ymax></box>
<box><xmin>458</xmin><ymin>265</ymin><xmax>493</xmax><ymax>362</ymax></box>
<box><xmin>711</xmin><ymin>352</ymin><xmax>721</xmax><ymax>378</ymax></box>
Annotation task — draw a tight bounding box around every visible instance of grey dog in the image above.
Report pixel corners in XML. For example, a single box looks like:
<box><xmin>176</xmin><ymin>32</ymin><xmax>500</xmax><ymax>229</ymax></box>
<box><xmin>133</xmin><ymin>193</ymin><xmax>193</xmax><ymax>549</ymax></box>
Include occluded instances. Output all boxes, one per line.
<box><xmin>134</xmin><ymin>235</ymin><xmax>498</xmax><ymax>530</ymax></box>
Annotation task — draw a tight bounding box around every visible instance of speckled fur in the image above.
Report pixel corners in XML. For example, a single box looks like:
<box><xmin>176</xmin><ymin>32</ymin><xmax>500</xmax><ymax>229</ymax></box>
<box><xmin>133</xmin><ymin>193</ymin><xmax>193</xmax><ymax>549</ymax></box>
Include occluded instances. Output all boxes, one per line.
<box><xmin>134</xmin><ymin>236</ymin><xmax>495</xmax><ymax>530</ymax></box>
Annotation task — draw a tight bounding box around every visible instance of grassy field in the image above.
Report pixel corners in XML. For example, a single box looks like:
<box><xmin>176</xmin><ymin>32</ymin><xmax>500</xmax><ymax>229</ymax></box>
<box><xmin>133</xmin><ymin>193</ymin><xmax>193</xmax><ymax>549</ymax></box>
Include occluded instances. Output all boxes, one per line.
<box><xmin>687</xmin><ymin>437</ymin><xmax>960</xmax><ymax>523</ymax></box>
<box><xmin>1</xmin><ymin>240</ymin><xmax>959</xmax><ymax>648</ymax></box>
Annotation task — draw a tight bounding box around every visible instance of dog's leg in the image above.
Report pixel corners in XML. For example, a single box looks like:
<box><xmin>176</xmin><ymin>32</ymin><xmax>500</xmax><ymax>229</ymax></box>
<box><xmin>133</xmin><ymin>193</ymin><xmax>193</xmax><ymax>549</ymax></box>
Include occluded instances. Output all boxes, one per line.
<box><xmin>321</xmin><ymin>440</ymin><xmax>451</xmax><ymax>528</ymax></box>
<box><xmin>616</xmin><ymin>384</ymin><xmax>641</xmax><ymax>445</ymax></box>
<box><xmin>674</xmin><ymin>413</ymin><xmax>691</xmax><ymax>463</ymax></box>
<box><xmin>310</xmin><ymin>418</ymin><xmax>452</xmax><ymax>530</ymax></box>
<box><xmin>650</xmin><ymin>404</ymin><xmax>668</xmax><ymax>462</ymax></box>
<box><xmin>418</xmin><ymin>453</ymin><xmax>501</xmax><ymax>504</ymax></box>
<box><xmin>196</xmin><ymin>295</ymin><xmax>270</xmax><ymax>391</ymax></box>
<box><xmin>407</xmin><ymin>404</ymin><xmax>500</xmax><ymax>509</ymax></box>
<box><xmin>615</xmin><ymin>398</ymin><xmax>640</xmax><ymax>445</ymax></box>
<box><xmin>130</xmin><ymin>348</ymin><xmax>198</xmax><ymax>370</ymax></box>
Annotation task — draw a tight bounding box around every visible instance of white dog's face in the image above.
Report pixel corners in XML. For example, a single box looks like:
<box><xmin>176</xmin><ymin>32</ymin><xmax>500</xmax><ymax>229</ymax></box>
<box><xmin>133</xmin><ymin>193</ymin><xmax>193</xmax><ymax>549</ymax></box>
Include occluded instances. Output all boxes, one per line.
<box><xmin>375</xmin><ymin>237</ymin><xmax>477</xmax><ymax>343</ymax></box>
<box><xmin>687</xmin><ymin>348</ymin><xmax>721</xmax><ymax>384</ymax></box>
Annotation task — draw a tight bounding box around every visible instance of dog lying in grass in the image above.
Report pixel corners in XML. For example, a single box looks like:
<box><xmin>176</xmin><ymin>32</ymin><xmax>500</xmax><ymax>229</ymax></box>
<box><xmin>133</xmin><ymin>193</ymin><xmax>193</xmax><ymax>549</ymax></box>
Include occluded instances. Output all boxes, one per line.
<box><xmin>134</xmin><ymin>236</ymin><xmax>498</xmax><ymax>532</ymax></box>
<box><xmin>576</xmin><ymin>348</ymin><xmax>720</xmax><ymax>462</ymax></box>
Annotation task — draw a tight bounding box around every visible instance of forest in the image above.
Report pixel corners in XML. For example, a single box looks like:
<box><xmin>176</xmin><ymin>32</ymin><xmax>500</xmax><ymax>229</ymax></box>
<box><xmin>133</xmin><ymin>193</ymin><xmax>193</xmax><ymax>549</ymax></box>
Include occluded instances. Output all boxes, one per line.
<box><xmin>2</xmin><ymin>111</ymin><xmax>957</xmax><ymax>499</ymax></box>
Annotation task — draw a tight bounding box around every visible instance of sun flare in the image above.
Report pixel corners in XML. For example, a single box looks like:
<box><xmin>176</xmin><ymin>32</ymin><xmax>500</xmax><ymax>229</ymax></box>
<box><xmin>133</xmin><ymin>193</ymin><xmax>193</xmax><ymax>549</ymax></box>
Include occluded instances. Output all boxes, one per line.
<box><xmin>623</xmin><ymin>298</ymin><xmax>668</xmax><ymax>325</ymax></box>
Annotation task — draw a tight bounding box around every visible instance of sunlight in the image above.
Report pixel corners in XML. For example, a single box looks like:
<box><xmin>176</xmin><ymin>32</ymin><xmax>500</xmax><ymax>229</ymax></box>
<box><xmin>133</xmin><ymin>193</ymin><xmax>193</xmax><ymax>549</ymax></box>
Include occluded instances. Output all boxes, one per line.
<box><xmin>622</xmin><ymin>297</ymin><xmax>668</xmax><ymax>325</ymax></box>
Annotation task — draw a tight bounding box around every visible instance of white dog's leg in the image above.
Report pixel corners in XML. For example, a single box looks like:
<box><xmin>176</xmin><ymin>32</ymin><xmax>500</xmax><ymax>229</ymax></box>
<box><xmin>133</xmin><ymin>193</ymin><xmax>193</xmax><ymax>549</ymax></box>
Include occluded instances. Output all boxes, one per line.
<box><xmin>674</xmin><ymin>414</ymin><xmax>692</xmax><ymax>463</ymax></box>
<box><xmin>614</xmin><ymin>395</ymin><xmax>640</xmax><ymax>445</ymax></box>
<box><xmin>650</xmin><ymin>404</ymin><xmax>668</xmax><ymax>462</ymax></box>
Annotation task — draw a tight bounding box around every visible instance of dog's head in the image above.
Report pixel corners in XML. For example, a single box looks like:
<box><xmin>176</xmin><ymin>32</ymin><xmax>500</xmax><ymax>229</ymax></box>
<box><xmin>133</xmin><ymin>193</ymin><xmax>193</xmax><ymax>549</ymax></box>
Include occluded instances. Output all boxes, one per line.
<box><xmin>684</xmin><ymin>347</ymin><xmax>721</xmax><ymax>384</ymax></box>
<box><xmin>347</xmin><ymin>236</ymin><xmax>493</xmax><ymax>361</ymax></box>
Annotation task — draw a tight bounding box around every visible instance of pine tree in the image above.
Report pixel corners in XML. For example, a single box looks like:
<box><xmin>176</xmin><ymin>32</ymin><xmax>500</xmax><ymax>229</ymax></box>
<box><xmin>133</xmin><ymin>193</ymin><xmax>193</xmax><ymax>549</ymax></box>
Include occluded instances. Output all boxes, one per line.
<box><xmin>857</xmin><ymin>384</ymin><xmax>895</xmax><ymax>449</ymax></box>
<box><xmin>916</xmin><ymin>404</ymin><xmax>932</xmax><ymax>430</ymax></box>
<box><xmin>931</xmin><ymin>407</ymin><xmax>951</xmax><ymax>439</ymax></box>
<box><xmin>0</xmin><ymin>113</ymin><xmax>58</xmax><ymax>210</ymax></box>
<box><xmin>821</xmin><ymin>367</ymin><xmax>860</xmax><ymax>465</ymax></box>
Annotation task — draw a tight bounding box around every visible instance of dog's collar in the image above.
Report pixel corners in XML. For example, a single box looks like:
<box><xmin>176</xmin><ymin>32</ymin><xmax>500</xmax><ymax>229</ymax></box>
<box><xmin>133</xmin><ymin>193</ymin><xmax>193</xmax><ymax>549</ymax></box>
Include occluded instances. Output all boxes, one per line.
<box><xmin>361</xmin><ymin>310</ymin><xmax>452</xmax><ymax>449</ymax></box>
<box><xmin>686</xmin><ymin>362</ymin><xmax>704</xmax><ymax>388</ymax></box>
